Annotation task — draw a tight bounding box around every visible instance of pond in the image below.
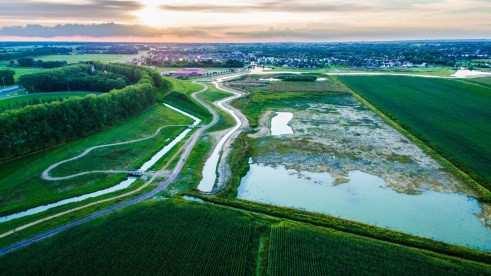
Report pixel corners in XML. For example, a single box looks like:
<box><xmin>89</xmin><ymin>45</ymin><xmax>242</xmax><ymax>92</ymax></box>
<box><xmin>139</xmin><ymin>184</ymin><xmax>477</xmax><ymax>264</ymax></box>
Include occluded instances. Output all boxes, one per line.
<box><xmin>237</xmin><ymin>96</ymin><xmax>491</xmax><ymax>251</ymax></box>
<box><xmin>238</xmin><ymin>162</ymin><xmax>491</xmax><ymax>251</ymax></box>
<box><xmin>270</xmin><ymin>112</ymin><xmax>293</xmax><ymax>136</ymax></box>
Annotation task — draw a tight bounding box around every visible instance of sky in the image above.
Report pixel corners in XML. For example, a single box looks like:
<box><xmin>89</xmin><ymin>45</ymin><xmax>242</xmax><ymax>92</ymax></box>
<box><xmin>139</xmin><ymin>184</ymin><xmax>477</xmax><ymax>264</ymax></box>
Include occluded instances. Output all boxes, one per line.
<box><xmin>0</xmin><ymin>0</ymin><xmax>490</xmax><ymax>42</ymax></box>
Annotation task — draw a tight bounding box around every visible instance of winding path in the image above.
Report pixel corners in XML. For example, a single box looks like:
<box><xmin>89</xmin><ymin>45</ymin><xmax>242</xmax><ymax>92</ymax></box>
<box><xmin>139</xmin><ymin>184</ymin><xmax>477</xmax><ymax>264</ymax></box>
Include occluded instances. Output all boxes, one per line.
<box><xmin>42</xmin><ymin>124</ymin><xmax>188</xmax><ymax>181</ymax></box>
<box><xmin>0</xmin><ymin>82</ymin><xmax>221</xmax><ymax>256</ymax></box>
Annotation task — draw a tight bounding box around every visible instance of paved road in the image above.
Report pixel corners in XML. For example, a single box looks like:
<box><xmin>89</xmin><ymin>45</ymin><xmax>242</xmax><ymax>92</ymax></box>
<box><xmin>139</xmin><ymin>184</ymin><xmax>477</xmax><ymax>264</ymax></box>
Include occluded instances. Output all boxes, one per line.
<box><xmin>0</xmin><ymin>83</ymin><xmax>219</xmax><ymax>256</ymax></box>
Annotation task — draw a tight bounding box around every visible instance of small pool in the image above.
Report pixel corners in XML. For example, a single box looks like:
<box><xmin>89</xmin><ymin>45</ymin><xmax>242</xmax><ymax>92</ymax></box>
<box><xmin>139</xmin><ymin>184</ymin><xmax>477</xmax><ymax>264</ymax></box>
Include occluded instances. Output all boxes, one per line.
<box><xmin>270</xmin><ymin>112</ymin><xmax>293</xmax><ymax>136</ymax></box>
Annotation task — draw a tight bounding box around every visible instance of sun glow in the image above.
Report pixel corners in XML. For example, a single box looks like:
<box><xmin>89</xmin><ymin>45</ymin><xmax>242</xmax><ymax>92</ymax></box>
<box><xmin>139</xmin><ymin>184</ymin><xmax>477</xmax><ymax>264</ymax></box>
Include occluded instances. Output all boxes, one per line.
<box><xmin>135</xmin><ymin>2</ymin><xmax>162</xmax><ymax>27</ymax></box>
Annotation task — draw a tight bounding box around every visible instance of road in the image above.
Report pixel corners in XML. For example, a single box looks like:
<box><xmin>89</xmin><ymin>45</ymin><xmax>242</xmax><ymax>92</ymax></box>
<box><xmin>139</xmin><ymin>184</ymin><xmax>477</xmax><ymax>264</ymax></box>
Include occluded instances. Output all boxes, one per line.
<box><xmin>0</xmin><ymin>83</ymin><xmax>219</xmax><ymax>256</ymax></box>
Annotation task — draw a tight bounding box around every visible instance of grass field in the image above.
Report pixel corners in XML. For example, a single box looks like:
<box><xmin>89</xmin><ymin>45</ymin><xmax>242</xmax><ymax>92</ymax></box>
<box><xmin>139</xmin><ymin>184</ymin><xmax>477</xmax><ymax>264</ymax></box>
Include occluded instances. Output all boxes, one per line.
<box><xmin>0</xmin><ymin>199</ymin><xmax>262</xmax><ymax>275</ymax></box>
<box><xmin>0</xmin><ymin>92</ymin><xmax>93</xmax><ymax>113</ymax></box>
<box><xmin>0</xmin><ymin>104</ymin><xmax>191</xmax><ymax>216</ymax></box>
<box><xmin>0</xmin><ymin>65</ymin><xmax>47</xmax><ymax>81</ymax></box>
<box><xmin>267</xmin><ymin>223</ymin><xmax>491</xmax><ymax>275</ymax></box>
<box><xmin>2</xmin><ymin>198</ymin><xmax>490</xmax><ymax>275</ymax></box>
<box><xmin>266</xmin><ymin>65</ymin><xmax>456</xmax><ymax>76</ymax></box>
<box><xmin>338</xmin><ymin>75</ymin><xmax>491</xmax><ymax>190</ymax></box>
<box><xmin>467</xmin><ymin>77</ymin><xmax>491</xmax><ymax>88</ymax></box>
<box><xmin>37</xmin><ymin>54</ymin><xmax>139</xmax><ymax>64</ymax></box>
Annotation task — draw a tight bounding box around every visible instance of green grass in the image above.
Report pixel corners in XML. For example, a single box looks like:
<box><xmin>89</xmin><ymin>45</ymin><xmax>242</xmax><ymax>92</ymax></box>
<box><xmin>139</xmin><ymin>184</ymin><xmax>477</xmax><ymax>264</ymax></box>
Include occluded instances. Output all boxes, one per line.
<box><xmin>267</xmin><ymin>223</ymin><xmax>491</xmax><ymax>275</ymax></box>
<box><xmin>0</xmin><ymin>199</ymin><xmax>262</xmax><ymax>276</ymax></box>
<box><xmin>36</xmin><ymin>54</ymin><xmax>139</xmax><ymax>64</ymax></box>
<box><xmin>0</xmin><ymin>65</ymin><xmax>48</xmax><ymax>81</ymax></box>
<box><xmin>164</xmin><ymin>77</ymin><xmax>203</xmax><ymax>95</ymax></box>
<box><xmin>467</xmin><ymin>77</ymin><xmax>491</xmax><ymax>88</ymax></box>
<box><xmin>0</xmin><ymin>92</ymin><xmax>94</xmax><ymax>113</ymax></box>
<box><xmin>0</xmin><ymin>104</ymin><xmax>191</xmax><ymax>216</ymax></box>
<box><xmin>266</xmin><ymin>65</ymin><xmax>456</xmax><ymax>76</ymax></box>
<box><xmin>338</xmin><ymin>75</ymin><xmax>491</xmax><ymax>191</ymax></box>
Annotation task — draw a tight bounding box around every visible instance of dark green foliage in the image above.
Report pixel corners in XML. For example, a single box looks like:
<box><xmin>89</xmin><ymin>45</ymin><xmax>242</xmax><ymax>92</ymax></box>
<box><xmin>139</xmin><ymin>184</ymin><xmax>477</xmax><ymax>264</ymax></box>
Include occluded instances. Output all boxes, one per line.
<box><xmin>18</xmin><ymin>64</ymin><xmax>128</xmax><ymax>93</ymax></box>
<box><xmin>0</xmin><ymin>64</ymin><xmax>168</xmax><ymax>161</ymax></box>
<box><xmin>0</xmin><ymin>92</ymin><xmax>92</xmax><ymax>113</ymax></box>
<box><xmin>276</xmin><ymin>74</ymin><xmax>317</xmax><ymax>81</ymax></box>
<box><xmin>267</xmin><ymin>224</ymin><xmax>491</xmax><ymax>275</ymax></box>
<box><xmin>16</xmin><ymin>58</ymin><xmax>67</xmax><ymax>68</ymax></box>
<box><xmin>0</xmin><ymin>200</ymin><xmax>261</xmax><ymax>276</ymax></box>
<box><xmin>0</xmin><ymin>69</ymin><xmax>15</xmax><ymax>86</ymax></box>
<box><xmin>339</xmin><ymin>76</ymin><xmax>491</xmax><ymax>189</ymax></box>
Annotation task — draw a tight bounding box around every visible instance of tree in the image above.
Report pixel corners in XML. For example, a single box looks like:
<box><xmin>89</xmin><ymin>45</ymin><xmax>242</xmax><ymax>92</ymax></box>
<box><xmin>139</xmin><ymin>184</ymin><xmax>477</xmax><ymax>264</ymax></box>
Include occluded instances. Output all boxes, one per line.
<box><xmin>0</xmin><ymin>69</ymin><xmax>15</xmax><ymax>87</ymax></box>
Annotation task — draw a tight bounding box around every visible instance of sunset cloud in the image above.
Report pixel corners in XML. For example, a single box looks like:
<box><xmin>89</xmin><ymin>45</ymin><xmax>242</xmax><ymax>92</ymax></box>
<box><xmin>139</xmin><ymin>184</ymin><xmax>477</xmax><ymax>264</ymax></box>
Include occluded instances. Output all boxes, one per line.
<box><xmin>0</xmin><ymin>0</ymin><xmax>490</xmax><ymax>42</ymax></box>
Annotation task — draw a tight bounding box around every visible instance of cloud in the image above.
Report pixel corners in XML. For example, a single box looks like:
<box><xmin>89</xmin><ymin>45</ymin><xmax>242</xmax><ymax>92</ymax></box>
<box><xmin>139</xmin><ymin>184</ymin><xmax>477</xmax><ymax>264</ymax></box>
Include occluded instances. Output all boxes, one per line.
<box><xmin>0</xmin><ymin>0</ymin><xmax>141</xmax><ymax>20</ymax></box>
<box><xmin>0</xmin><ymin>22</ymin><xmax>222</xmax><ymax>40</ymax></box>
<box><xmin>0</xmin><ymin>23</ymin><xmax>160</xmax><ymax>37</ymax></box>
<box><xmin>160</xmin><ymin>1</ymin><xmax>372</xmax><ymax>13</ymax></box>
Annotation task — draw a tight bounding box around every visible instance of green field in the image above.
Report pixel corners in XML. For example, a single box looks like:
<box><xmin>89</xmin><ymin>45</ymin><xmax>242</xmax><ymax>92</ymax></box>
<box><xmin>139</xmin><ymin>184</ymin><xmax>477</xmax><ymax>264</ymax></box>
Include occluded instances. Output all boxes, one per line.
<box><xmin>0</xmin><ymin>66</ymin><xmax>47</xmax><ymax>81</ymax></box>
<box><xmin>467</xmin><ymin>77</ymin><xmax>491</xmax><ymax>88</ymax></box>
<box><xmin>339</xmin><ymin>75</ymin><xmax>491</xmax><ymax>190</ymax></box>
<box><xmin>37</xmin><ymin>54</ymin><xmax>139</xmax><ymax>64</ymax></box>
<box><xmin>266</xmin><ymin>65</ymin><xmax>456</xmax><ymax>76</ymax></box>
<box><xmin>267</xmin><ymin>223</ymin><xmax>491</xmax><ymax>275</ymax></box>
<box><xmin>0</xmin><ymin>104</ymin><xmax>191</xmax><ymax>216</ymax></box>
<box><xmin>1</xmin><ymin>199</ymin><xmax>490</xmax><ymax>275</ymax></box>
<box><xmin>0</xmin><ymin>92</ymin><xmax>93</xmax><ymax>113</ymax></box>
<box><xmin>0</xmin><ymin>199</ymin><xmax>262</xmax><ymax>275</ymax></box>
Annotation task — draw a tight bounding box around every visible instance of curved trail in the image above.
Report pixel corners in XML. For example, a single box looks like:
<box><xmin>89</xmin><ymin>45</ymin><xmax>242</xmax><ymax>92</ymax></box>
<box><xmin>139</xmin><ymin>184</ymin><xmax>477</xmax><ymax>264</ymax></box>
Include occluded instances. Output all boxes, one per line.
<box><xmin>42</xmin><ymin>125</ymin><xmax>187</xmax><ymax>181</ymax></box>
<box><xmin>198</xmin><ymin>74</ymin><xmax>249</xmax><ymax>193</ymax></box>
<box><xmin>0</xmin><ymin>82</ymin><xmax>220</xmax><ymax>256</ymax></box>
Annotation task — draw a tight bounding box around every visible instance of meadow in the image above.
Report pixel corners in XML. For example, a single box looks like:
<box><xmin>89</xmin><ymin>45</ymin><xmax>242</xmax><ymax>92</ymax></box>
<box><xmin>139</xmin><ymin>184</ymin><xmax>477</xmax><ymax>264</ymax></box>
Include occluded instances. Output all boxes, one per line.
<box><xmin>339</xmin><ymin>75</ymin><xmax>491</xmax><ymax>191</ymax></box>
<box><xmin>0</xmin><ymin>92</ymin><xmax>93</xmax><ymax>113</ymax></box>
<box><xmin>36</xmin><ymin>53</ymin><xmax>140</xmax><ymax>64</ymax></box>
<box><xmin>0</xmin><ymin>105</ymin><xmax>190</xmax><ymax>216</ymax></box>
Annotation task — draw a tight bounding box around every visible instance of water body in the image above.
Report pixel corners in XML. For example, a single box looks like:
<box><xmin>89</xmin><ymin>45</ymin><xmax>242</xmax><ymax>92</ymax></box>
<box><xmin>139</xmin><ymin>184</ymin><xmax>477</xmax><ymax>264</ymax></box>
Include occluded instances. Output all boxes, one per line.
<box><xmin>238</xmin><ymin>163</ymin><xmax>491</xmax><ymax>251</ymax></box>
<box><xmin>270</xmin><ymin>112</ymin><xmax>294</xmax><ymax>136</ymax></box>
<box><xmin>0</xmin><ymin>104</ymin><xmax>199</xmax><ymax>224</ymax></box>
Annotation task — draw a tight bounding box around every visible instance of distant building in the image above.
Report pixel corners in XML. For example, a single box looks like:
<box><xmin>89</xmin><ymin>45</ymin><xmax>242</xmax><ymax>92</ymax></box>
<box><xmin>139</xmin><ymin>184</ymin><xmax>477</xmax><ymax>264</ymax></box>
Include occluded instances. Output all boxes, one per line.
<box><xmin>170</xmin><ymin>68</ymin><xmax>206</xmax><ymax>78</ymax></box>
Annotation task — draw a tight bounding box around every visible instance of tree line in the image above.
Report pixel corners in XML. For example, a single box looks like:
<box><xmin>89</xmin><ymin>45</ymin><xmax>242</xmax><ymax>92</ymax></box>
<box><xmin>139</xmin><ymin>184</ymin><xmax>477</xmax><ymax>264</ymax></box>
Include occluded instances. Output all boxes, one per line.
<box><xmin>18</xmin><ymin>64</ymin><xmax>129</xmax><ymax>93</ymax></box>
<box><xmin>0</xmin><ymin>63</ymin><xmax>169</xmax><ymax>161</ymax></box>
<box><xmin>15</xmin><ymin>58</ymin><xmax>67</xmax><ymax>68</ymax></box>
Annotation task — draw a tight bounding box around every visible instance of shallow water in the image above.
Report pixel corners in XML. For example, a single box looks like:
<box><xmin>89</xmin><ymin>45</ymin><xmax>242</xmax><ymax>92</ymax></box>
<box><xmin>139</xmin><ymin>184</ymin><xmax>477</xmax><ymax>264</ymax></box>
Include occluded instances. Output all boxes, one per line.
<box><xmin>270</xmin><ymin>112</ymin><xmax>293</xmax><ymax>136</ymax></box>
<box><xmin>238</xmin><ymin>163</ymin><xmax>491</xmax><ymax>251</ymax></box>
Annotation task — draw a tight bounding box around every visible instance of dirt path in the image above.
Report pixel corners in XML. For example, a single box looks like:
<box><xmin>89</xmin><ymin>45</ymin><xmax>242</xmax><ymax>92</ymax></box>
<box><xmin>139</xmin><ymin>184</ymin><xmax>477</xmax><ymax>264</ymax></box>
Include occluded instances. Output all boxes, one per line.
<box><xmin>42</xmin><ymin>124</ymin><xmax>188</xmax><ymax>181</ymax></box>
<box><xmin>0</xmin><ymin>83</ymin><xmax>220</xmax><ymax>256</ymax></box>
